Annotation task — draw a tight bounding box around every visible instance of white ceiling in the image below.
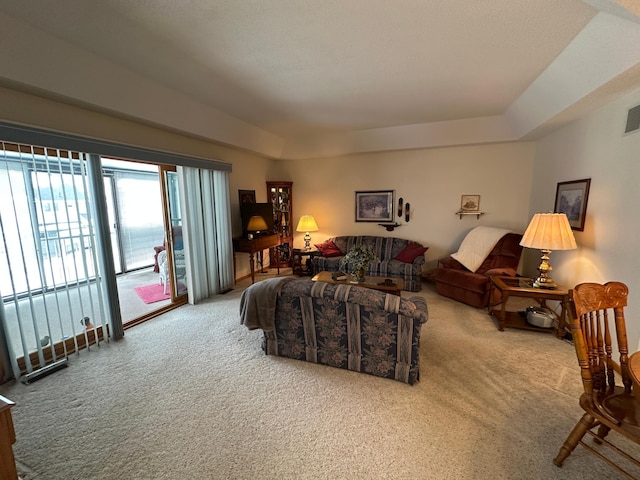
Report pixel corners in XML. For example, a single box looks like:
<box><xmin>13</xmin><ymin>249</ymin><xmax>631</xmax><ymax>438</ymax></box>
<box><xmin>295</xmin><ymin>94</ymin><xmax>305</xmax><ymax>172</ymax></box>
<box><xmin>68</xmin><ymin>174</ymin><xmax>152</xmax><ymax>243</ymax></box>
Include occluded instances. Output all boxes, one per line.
<box><xmin>1</xmin><ymin>0</ymin><xmax>640</xmax><ymax>159</ymax></box>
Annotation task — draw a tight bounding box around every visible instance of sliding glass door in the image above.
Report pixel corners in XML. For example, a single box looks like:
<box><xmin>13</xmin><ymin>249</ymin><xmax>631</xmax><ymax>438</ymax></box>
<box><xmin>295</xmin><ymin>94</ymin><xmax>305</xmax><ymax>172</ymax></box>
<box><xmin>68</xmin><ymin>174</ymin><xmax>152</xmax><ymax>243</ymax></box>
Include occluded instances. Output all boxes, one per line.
<box><xmin>161</xmin><ymin>167</ymin><xmax>188</xmax><ymax>300</ymax></box>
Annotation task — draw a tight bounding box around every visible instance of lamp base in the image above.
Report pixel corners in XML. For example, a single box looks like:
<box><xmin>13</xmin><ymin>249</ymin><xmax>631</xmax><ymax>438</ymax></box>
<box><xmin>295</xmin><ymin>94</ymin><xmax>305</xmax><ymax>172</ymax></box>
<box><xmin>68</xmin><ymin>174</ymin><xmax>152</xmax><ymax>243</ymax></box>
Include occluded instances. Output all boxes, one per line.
<box><xmin>304</xmin><ymin>232</ymin><xmax>312</xmax><ymax>251</ymax></box>
<box><xmin>532</xmin><ymin>277</ymin><xmax>558</xmax><ymax>289</ymax></box>
<box><xmin>533</xmin><ymin>249</ymin><xmax>557</xmax><ymax>289</ymax></box>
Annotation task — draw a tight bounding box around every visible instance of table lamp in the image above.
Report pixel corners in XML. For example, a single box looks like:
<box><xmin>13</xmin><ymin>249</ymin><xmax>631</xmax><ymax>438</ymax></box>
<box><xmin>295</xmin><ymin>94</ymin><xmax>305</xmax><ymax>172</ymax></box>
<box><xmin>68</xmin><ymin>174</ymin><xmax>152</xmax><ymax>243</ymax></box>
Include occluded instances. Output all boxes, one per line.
<box><xmin>520</xmin><ymin>213</ymin><xmax>577</xmax><ymax>289</ymax></box>
<box><xmin>246</xmin><ymin>215</ymin><xmax>268</xmax><ymax>240</ymax></box>
<box><xmin>296</xmin><ymin>215</ymin><xmax>319</xmax><ymax>250</ymax></box>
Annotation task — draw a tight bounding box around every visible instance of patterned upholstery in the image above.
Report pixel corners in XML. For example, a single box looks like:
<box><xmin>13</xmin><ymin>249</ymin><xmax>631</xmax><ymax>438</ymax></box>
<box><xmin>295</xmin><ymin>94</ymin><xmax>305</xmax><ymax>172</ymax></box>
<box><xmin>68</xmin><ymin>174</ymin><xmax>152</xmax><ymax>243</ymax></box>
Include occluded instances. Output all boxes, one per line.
<box><xmin>312</xmin><ymin>236</ymin><xmax>426</xmax><ymax>291</ymax></box>
<box><xmin>263</xmin><ymin>278</ymin><xmax>428</xmax><ymax>384</ymax></box>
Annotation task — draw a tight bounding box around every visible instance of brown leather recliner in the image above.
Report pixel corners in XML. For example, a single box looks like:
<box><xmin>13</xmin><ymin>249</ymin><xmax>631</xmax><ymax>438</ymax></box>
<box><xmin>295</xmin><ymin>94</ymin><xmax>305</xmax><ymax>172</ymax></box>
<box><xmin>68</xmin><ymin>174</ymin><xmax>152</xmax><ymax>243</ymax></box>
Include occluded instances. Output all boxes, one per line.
<box><xmin>434</xmin><ymin>232</ymin><xmax>523</xmax><ymax>308</ymax></box>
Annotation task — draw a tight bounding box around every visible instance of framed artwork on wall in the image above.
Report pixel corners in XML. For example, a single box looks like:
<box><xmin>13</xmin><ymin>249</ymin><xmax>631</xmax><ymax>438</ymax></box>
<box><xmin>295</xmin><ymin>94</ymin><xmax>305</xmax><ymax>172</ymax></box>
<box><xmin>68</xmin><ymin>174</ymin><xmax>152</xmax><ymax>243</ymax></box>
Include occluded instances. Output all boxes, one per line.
<box><xmin>554</xmin><ymin>178</ymin><xmax>591</xmax><ymax>231</ymax></box>
<box><xmin>355</xmin><ymin>190</ymin><xmax>394</xmax><ymax>222</ymax></box>
<box><xmin>460</xmin><ymin>194</ymin><xmax>480</xmax><ymax>212</ymax></box>
<box><xmin>238</xmin><ymin>189</ymin><xmax>256</xmax><ymax>205</ymax></box>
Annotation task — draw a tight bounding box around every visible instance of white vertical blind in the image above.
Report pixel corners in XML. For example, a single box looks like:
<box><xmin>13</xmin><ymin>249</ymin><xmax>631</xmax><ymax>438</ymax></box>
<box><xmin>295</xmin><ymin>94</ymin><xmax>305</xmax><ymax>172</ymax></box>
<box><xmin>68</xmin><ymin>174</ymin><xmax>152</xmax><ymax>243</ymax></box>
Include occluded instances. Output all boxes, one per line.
<box><xmin>0</xmin><ymin>145</ymin><xmax>109</xmax><ymax>379</ymax></box>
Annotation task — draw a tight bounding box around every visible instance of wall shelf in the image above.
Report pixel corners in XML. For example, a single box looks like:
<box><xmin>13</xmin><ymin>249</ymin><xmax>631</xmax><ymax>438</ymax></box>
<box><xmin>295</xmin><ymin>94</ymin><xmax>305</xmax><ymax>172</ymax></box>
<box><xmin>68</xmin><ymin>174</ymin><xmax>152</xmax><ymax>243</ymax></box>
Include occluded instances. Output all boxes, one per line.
<box><xmin>378</xmin><ymin>222</ymin><xmax>401</xmax><ymax>231</ymax></box>
<box><xmin>456</xmin><ymin>211</ymin><xmax>485</xmax><ymax>220</ymax></box>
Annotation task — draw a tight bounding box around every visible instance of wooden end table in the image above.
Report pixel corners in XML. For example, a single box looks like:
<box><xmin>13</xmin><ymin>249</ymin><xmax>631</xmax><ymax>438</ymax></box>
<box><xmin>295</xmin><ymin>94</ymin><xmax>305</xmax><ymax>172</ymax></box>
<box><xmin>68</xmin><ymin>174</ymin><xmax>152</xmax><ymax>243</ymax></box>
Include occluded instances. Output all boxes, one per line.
<box><xmin>292</xmin><ymin>248</ymin><xmax>320</xmax><ymax>276</ymax></box>
<box><xmin>312</xmin><ymin>271</ymin><xmax>404</xmax><ymax>296</ymax></box>
<box><xmin>488</xmin><ymin>276</ymin><xmax>569</xmax><ymax>338</ymax></box>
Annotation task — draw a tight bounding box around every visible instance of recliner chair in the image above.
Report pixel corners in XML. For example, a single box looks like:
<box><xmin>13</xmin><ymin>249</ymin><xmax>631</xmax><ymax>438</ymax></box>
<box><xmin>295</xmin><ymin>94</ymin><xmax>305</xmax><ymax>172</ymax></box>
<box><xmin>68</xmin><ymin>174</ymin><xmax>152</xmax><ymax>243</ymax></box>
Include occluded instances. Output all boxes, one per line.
<box><xmin>435</xmin><ymin>232</ymin><xmax>523</xmax><ymax>308</ymax></box>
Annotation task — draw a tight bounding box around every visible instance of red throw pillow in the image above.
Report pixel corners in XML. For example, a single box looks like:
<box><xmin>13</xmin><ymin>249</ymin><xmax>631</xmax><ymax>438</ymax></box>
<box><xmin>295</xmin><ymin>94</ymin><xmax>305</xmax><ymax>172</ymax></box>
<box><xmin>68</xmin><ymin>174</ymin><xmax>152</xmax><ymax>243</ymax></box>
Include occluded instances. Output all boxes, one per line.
<box><xmin>395</xmin><ymin>243</ymin><xmax>428</xmax><ymax>263</ymax></box>
<box><xmin>315</xmin><ymin>241</ymin><xmax>342</xmax><ymax>257</ymax></box>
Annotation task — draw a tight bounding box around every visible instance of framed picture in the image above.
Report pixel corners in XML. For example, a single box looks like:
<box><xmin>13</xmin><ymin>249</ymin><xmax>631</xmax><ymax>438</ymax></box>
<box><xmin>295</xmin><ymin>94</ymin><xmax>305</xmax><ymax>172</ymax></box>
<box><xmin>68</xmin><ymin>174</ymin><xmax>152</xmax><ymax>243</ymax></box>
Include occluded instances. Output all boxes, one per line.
<box><xmin>460</xmin><ymin>194</ymin><xmax>480</xmax><ymax>212</ymax></box>
<box><xmin>355</xmin><ymin>190</ymin><xmax>394</xmax><ymax>222</ymax></box>
<box><xmin>554</xmin><ymin>178</ymin><xmax>591</xmax><ymax>231</ymax></box>
<box><xmin>238</xmin><ymin>189</ymin><xmax>256</xmax><ymax>205</ymax></box>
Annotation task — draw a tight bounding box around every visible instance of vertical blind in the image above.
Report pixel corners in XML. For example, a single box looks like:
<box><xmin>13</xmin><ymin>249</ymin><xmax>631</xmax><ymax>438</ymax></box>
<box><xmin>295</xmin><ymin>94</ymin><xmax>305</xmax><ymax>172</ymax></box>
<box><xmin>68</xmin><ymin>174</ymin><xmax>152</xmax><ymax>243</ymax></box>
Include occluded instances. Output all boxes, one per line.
<box><xmin>0</xmin><ymin>144</ymin><xmax>109</xmax><ymax>379</ymax></box>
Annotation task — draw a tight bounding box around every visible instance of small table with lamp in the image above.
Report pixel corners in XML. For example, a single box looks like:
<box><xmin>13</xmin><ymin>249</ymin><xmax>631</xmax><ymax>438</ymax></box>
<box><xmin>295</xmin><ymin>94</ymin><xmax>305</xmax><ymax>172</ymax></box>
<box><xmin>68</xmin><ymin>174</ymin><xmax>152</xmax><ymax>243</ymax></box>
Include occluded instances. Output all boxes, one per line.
<box><xmin>488</xmin><ymin>275</ymin><xmax>570</xmax><ymax>338</ymax></box>
<box><xmin>292</xmin><ymin>248</ymin><xmax>320</xmax><ymax>276</ymax></box>
<box><xmin>491</xmin><ymin>212</ymin><xmax>577</xmax><ymax>338</ymax></box>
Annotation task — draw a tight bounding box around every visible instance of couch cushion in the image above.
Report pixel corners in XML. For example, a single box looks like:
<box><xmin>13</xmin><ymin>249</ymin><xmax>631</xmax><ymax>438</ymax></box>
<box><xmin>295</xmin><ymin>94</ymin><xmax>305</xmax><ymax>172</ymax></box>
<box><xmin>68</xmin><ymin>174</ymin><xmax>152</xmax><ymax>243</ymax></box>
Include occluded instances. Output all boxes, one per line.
<box><xmin>315</xmin><ymin>240</ymin><xmax>342</xmax><ymax>257</ymax></box>
<box><xmin>395</xmin><ymin>243</ymin><xmax>428</xmax><ymax>263</ymax></box>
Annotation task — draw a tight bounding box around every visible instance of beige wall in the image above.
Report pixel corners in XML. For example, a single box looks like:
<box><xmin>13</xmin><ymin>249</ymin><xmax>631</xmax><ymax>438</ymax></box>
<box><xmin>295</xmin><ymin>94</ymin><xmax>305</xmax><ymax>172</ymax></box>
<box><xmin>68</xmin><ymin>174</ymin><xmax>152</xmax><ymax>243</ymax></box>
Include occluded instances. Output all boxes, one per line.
<box><xmin>528</xmin><ymin>85</ymin><xmax>640</xmax><ymax>350</ymax></box>
<box><xmin>276</xmin><ymin>143</ymin><xmax>536</xmax><ymax>270</ymax></box>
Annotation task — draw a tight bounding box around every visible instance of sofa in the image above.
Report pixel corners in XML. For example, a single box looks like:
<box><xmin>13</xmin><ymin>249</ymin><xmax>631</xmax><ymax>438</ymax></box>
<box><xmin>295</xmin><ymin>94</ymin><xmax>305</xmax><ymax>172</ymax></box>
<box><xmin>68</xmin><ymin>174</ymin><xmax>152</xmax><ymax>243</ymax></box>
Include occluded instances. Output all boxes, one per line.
<box><xmin>434</xmin><ymin>229</ymin><xmax>523</xmax><ymax>308</ymax></box>
<box><xmin>241</xmin><ymin>278</ymin><xmax>429</xmax><ymax>384</ymax></box>
<box><xmin>311</xmin><ymin>236</ymin><xmax>427</xmax><ymax>291</ymax></box>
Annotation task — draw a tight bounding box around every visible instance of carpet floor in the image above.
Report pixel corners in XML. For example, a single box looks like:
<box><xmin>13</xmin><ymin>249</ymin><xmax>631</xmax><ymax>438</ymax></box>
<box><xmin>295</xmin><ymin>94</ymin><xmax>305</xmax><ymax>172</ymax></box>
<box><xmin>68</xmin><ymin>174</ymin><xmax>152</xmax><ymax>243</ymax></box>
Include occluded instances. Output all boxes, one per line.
<box><xmin>0</xmin><ymin>278</ymin><xmax>636</xmax><ymax>479</ymax></box>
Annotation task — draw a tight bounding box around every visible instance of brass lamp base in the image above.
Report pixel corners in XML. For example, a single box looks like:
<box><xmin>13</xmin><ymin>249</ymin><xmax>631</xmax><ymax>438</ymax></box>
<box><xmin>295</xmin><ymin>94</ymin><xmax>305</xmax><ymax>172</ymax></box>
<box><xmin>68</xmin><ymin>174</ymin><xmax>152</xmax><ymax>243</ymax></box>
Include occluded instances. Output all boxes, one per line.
<box><xmin>533</xmin><ymin>249</ymin><xmax>557</xmax><ymax>289</ymax></box>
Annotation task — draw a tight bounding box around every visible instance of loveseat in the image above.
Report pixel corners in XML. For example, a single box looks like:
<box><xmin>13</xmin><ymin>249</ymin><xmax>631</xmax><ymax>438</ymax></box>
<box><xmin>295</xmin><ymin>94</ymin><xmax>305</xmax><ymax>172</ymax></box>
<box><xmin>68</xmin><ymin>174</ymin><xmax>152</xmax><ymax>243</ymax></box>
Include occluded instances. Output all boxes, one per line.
<box><xmin>435</xmin><ymin>229</ymin><xmax>523</xmax><ymax>308</ymax></box>
<box><xmin>255</xmin><ymin>278</ymin><xmax>429</xmax><ymax>384</ymax></box>
<box><xmin>312</xmin><ymin>236</ymin><xmax>427</xmax><ymax>291</ymax></box>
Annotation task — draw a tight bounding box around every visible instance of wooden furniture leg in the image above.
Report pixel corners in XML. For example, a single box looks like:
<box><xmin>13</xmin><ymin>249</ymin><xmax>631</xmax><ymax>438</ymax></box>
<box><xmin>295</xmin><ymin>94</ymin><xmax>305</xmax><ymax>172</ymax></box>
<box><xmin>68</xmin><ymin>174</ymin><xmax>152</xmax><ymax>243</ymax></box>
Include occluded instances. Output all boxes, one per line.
<box><xmin>0</xmin><ymin>396</ymin><xmax>18</xmax><ymax>480</ymax></box>
<box><xmin>249</xmin><ymin>252</ymin><xmax>256</xmax><ymax>284</ymax></box>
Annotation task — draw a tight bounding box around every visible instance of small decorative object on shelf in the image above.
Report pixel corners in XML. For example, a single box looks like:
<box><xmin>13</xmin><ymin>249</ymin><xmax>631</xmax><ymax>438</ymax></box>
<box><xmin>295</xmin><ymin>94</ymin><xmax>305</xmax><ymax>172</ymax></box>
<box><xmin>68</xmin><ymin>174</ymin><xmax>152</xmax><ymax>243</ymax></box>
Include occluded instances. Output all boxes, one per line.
<box><xmin>340</xmin><ymin>244</ymin><xmax>378</xmax><ymax>283</ymax></box>
<box><xmin>457</xmin><ymin>194</ymin><xmax>484</xmax><ymax>218</ymax></box>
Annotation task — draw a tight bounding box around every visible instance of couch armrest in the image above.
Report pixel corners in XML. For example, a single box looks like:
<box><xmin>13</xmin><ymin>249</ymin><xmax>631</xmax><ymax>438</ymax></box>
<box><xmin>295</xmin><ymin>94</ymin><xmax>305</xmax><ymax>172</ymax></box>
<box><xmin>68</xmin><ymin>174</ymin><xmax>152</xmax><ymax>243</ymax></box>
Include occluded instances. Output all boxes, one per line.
<box><xmin>438</xmin><ymin>256</ymin><xmax>467</xmax><ymax>271</ymax></box>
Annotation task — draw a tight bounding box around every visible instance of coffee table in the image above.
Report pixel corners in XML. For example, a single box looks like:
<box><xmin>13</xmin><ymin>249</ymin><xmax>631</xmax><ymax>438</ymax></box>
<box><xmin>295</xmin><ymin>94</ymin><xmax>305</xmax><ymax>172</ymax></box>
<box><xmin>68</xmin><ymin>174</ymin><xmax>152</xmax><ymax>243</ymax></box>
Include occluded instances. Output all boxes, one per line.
<box><xmin>312</xmin><ymin>271</ymin><xmax>404</xmax><ymax>296</ymax></box>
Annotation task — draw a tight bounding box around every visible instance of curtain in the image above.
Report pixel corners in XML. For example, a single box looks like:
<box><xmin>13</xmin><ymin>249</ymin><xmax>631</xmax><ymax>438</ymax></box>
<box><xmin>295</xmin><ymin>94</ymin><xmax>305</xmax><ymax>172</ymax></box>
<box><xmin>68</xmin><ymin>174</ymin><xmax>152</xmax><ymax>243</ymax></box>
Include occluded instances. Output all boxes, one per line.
<box><xmin>178</xmin><ymin>167</ymin><xmax>234</xmax><ymax>304</ymax></box>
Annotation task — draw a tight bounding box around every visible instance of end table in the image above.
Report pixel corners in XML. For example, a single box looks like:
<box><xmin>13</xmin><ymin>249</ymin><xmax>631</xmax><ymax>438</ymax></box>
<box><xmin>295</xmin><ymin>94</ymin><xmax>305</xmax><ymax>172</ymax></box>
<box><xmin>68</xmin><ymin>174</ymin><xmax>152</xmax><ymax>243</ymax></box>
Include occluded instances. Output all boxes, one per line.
<box><xmin>488</xmin><ymin>275</ymin><xmax>569</xmax><ymax>339</ymax></box>
<box><xmin>293</xmin><ymin>248</ymin><xmax>320</xmax><ymax>276</ymax></box>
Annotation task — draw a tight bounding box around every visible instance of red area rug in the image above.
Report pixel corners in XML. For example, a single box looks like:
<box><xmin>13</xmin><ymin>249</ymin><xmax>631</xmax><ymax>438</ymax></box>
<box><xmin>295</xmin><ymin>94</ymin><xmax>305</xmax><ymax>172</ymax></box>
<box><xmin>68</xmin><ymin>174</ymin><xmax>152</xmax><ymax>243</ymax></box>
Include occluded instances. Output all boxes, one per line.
<box><xmin>134</xmin><ymin>283</ymin><xmax>171</xmax><ymax>304</ymax></box>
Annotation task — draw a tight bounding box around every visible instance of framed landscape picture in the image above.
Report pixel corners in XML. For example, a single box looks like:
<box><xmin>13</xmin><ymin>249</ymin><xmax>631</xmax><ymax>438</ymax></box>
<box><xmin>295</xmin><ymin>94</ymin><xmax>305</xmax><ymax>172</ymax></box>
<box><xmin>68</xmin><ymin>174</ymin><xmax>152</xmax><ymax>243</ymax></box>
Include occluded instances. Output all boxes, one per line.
<box><xmin>355</xmin><ymin>190</ymin><xmax>394</xmax><ymax>222</ymax></box>
<box><xmin>554</xmin><ymin>178</ymin><xmax>591</xmax><ymax>231</ymax></box>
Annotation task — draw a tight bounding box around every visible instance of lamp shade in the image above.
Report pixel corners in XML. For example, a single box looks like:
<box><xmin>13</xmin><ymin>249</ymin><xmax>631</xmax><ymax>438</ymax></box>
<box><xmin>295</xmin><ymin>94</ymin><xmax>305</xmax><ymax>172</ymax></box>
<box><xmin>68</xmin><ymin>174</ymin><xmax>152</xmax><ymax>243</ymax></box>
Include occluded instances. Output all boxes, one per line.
<box><xmin>247</xmin><ymin>215</ymin><xmax>268</xmax><ymax>232</ymax></box>
<box><xmin>296</xmin><ymin>215</ymin><xmax>319</xmax><ymax>233</ymax></box>
<box><xmin>520</xmin><ymin>213</ymin><xmax>577</xmax><ymax>251</ymax></box>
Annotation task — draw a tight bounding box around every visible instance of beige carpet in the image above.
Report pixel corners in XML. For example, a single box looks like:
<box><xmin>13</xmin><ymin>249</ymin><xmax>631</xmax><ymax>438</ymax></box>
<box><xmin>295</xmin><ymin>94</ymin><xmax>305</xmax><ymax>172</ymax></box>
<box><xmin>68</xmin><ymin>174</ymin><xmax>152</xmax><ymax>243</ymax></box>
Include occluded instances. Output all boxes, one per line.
<box><xmin>0</xmin><ymin>277</ymin><xmax>635</xmax><ymax>480</ymax></box>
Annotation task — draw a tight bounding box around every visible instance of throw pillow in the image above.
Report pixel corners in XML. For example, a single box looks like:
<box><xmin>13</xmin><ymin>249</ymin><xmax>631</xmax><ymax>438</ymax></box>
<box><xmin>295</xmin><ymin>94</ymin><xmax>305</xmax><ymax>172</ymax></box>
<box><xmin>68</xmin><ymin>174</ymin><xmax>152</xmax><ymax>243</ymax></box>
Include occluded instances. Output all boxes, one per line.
<box><xmin>395</xmin><ymin>243</ymin><xmax>428</xmax><ymax>263</ymax></box>
<box><xmin>315</xmin><ymin>240</ymin><xmax>342</xmax><ymax>257</ymax></box>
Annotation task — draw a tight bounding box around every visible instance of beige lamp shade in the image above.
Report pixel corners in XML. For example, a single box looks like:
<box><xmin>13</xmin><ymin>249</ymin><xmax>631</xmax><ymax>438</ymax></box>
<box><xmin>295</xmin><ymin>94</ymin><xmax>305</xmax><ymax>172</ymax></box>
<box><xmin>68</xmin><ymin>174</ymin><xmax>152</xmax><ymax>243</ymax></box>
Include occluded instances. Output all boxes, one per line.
<box><xmin>520</xmin><ymin>213</ymin><xmax>577</xmax><ymax>250</ymax></box>
<box><xmin>247</xmin><ymin>215</ymin><xmax>268</xmax><ymax>232</ymax></box>
<box><xmin>520</xmin><ymin>213</ymin><xmax>577</xmax><ymax>289</ymax></box>
<box><xmin>296</xmin><ymin>215</ymin><xmax>319</xmax><ymax>233</ymax></box>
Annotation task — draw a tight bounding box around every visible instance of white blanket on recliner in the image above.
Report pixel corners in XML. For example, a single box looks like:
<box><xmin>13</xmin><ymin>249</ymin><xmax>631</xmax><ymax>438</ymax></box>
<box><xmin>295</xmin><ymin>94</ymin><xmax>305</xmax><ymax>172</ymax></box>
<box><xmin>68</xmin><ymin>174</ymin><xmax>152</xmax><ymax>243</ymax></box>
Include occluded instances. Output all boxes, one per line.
<box><xmin>450</xmin><ymin>226</ymin><xmax>512</xmax><ymax>272</ymax></box>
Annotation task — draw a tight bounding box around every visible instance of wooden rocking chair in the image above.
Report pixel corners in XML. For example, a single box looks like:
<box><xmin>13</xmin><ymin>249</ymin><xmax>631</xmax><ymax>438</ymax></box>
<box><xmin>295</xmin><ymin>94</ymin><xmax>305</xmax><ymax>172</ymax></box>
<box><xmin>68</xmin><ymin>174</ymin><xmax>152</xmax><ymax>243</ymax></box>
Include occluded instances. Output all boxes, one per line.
<box><xmin>554</xmin><ymin>281</ymin><xmax>640</xmax><ymax>478</ymax></box>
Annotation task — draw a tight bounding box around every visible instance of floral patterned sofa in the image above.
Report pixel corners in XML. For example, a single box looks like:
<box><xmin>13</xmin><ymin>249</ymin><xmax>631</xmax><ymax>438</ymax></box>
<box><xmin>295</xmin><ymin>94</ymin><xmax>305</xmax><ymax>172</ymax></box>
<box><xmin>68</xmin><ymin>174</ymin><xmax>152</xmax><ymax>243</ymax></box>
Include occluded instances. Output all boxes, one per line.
<box><xmin>262</xmin><ymin>278</ymin><xmax>429</xmax><ymax>384</ymax></box>
<box><xmin>311</xmin><ymin>236</ymin><xmax>427</xmax><ymax>291</ymax></box>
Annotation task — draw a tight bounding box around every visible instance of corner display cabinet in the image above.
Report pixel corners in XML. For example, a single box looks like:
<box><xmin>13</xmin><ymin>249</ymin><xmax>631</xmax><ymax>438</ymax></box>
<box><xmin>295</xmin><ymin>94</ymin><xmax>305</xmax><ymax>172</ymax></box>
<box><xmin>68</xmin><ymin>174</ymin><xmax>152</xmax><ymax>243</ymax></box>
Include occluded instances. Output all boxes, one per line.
<box><xmin>267</xmin><ymin>181</ymin><xmax>293</xmax><ymax>267</ymax></box>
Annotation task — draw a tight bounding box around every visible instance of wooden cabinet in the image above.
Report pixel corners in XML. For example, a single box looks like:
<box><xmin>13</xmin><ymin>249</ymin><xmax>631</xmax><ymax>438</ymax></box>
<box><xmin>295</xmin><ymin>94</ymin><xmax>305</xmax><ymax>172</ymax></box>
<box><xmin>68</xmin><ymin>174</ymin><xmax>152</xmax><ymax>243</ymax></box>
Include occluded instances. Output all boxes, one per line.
<box><xmin>267</xmin><ymin>181</ymin><xmax>293</xmax><ymax>267</ymax></box>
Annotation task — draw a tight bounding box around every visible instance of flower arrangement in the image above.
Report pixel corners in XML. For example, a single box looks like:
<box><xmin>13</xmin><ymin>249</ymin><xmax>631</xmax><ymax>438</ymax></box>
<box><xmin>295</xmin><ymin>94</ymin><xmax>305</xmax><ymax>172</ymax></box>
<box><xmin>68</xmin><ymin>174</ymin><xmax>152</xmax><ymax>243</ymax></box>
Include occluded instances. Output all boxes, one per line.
<box><xmin>340</xmin><ymin>244</ymin><xmax>378</xmax><ymax>281</ymax></box>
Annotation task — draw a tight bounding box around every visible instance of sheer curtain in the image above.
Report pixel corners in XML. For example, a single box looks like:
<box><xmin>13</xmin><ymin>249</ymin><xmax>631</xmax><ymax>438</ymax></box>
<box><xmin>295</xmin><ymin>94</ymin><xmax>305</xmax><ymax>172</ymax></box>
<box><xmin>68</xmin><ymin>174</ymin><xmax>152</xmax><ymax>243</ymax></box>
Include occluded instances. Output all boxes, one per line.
<box><xmin>178</xmin><ymin>167</ymin><xmax>234</xmax><ymax>304</ymax></box>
